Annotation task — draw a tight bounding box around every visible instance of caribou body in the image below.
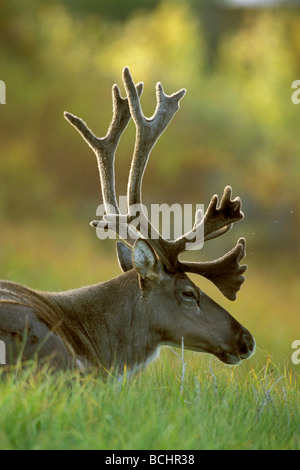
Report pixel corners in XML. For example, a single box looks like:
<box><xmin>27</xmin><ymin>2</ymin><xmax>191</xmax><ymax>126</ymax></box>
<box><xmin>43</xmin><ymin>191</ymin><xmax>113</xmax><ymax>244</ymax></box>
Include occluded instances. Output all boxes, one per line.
<box><xmin>0</xmin><ymin>68</ymin><xmax>255</xmax><ymax>374</ymax></box>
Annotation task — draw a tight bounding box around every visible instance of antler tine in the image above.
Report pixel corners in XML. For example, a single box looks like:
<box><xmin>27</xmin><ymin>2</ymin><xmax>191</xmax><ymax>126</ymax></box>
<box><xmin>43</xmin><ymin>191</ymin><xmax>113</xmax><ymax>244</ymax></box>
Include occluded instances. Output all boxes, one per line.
<box><xmin>179</xmin><ymin>238</ymin><xmax>247</xmax><ymax>301</ymax></box>
<box><xmin>102</xmin><ymin>66</ymin><xmax>185</xmax><ymax>268</ymax></box>
<box><xmin>204</xmin><ymin>186</ymin><xmax>243</xmax><ymax>238</ymax></box>
<box><xmin>64</xmin><ymin>80</ymin><xmax>143</xmax><ymax>214</ymax></box>
<box><xmin>123</xmin><ymin>66</ymin><xmax>186</xmax><ymax>210</ymax></box>
<box><xmin>169</xmin><ymin>185</ymin><xmax>243</xmax><ymax>257</ymax></box>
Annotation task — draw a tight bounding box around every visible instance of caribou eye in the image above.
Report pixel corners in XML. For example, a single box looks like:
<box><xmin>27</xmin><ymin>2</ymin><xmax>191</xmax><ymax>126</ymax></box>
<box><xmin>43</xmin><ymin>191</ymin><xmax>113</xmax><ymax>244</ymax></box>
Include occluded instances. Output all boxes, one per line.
<box><xmin>181</xmin><ymin>288</ymin><xmax>197</xmax><ymax>300</ymax></box>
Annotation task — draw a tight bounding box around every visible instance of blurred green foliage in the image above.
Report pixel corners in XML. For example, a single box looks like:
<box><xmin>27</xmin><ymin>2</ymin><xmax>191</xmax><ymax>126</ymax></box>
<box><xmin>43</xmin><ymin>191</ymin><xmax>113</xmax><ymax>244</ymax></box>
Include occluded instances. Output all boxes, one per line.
<box><xmin>0</xmin><ymin>0</ymin><xmax>300</xmax><ymax>257</ymax></box>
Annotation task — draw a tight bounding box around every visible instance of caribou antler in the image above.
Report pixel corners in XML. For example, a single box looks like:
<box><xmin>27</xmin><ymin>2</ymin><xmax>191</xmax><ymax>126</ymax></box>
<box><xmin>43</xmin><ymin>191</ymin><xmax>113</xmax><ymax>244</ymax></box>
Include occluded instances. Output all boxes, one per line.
<box><xmin>70</xmin><ymin>67</ymin><xmax>186</xmax><ymax>269</ymax></box>
<box><xmin>115</xmin><ymin>185</ymin><xmax>247</xmax><ymax>300</ymax></box>
<box><xmin>65</xmin><ymin>67</ymin><xmax>247</xmax><ymax>301</ymax></box>
<box><xmin>165</xmin><ymin>184</ymin><xmax>247</xmax><ymax>300</ymax></box>
<box><xmin>179</xmin><ymin>238</ymin><xmax>247</xmax><ymax>301</ymax></box>
<box><xmin>123</xmin><ymin>67</ymin><xmax>186</xmax><ymax>210</ymax></box>
<box><xmin>64</xmin><ymin>77</ymin><xmax>144</xmax><ymax>245</ymax></box>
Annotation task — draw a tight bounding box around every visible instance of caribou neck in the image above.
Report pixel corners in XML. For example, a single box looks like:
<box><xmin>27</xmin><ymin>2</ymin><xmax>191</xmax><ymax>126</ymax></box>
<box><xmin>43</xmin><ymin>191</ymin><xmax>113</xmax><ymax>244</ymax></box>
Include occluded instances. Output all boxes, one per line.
<box><xmin>45</xmin><ymin>270</ymin><xmax>161</xmax><ymax>374</ymax></box>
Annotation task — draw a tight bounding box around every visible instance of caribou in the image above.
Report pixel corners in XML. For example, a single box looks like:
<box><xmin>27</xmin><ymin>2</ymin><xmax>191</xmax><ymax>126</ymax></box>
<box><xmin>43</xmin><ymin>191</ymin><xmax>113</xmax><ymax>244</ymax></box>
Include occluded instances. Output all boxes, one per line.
<box><xmin>0</xmin><ymin>68</ymin><xmax>255</xmax><ymax>374</ymax></box>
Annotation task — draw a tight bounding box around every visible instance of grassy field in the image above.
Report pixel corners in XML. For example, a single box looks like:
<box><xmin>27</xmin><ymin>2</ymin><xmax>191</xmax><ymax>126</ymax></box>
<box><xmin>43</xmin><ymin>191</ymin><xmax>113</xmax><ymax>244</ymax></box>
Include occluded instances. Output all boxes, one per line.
<box><xmin>0</xmin><ymin>350</ymin><xmax>298</xmax><ymax>450</ymax></box>
<box><xmin>0</xmin><ymin>221</ymin><xmax>299</xmax><ymax>450</ymax></box>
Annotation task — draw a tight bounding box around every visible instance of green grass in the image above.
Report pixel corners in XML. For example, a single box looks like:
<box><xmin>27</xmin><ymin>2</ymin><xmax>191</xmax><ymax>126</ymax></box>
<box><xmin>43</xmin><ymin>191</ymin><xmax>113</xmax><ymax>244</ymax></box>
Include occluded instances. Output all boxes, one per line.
<box><xmin>0</xmin><ymin>349</ymin><xmax>299</xmax><ymax>450</ymax></box>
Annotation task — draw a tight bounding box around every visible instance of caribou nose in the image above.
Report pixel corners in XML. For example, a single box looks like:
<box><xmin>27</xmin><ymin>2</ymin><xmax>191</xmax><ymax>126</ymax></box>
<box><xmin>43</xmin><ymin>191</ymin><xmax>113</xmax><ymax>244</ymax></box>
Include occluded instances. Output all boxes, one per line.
<box><xmin>236</xmin><ymin>328</ymin><xmax>255</xmax><ymax>358</ymax></box>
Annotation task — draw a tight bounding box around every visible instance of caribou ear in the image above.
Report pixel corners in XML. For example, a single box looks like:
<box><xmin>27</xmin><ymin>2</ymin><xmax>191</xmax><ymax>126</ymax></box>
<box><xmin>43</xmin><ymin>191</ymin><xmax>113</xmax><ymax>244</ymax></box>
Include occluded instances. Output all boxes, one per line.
<box><xmin>132</xmin><ymin>239</ymin><xmax>163</xmax><ymax>282</ymax></box>
<box><xmin>116</xmin><ymin>241</ymin><xmax>133</xmax><ymax>272</ymax></box>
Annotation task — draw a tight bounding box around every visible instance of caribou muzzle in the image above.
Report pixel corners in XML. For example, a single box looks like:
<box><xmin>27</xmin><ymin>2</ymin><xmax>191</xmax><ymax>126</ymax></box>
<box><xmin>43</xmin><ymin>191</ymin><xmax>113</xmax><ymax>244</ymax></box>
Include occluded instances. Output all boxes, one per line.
<box><xmin>215</xmin><ymin>326</ymin><xmax>255</xmax><ymax>365</ymax></box>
